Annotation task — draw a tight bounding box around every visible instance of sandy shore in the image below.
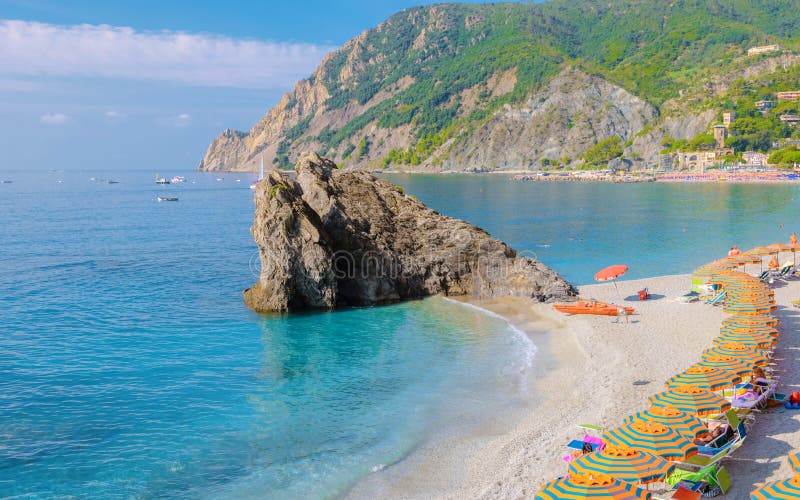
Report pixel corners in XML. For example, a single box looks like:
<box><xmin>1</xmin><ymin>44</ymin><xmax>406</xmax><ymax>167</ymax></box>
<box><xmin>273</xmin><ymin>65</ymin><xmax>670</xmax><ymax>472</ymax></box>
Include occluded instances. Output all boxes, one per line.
<box><xmin>346</xmin><ymin>273</ymin><xmax>800</xmax><ymax>498</ymax></box>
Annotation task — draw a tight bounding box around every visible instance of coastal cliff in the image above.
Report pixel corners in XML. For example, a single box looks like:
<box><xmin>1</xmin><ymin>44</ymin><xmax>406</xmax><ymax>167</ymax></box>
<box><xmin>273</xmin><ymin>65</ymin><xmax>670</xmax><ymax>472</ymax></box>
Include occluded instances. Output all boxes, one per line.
<box><xmin>244</xmin><ymin>153</ymin><xmax>576</xmax><ymax>312</ymax></box>
<box><xmin>200</xmin><ymin>1</ymin><xmax>800</xmax><ymax>173</ymax></box>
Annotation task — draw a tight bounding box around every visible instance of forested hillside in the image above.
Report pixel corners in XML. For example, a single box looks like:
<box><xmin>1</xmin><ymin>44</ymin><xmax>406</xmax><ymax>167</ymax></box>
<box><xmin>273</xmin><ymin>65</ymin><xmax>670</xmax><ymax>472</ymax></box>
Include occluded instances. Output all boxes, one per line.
<box><xmin>199</xmin><ymin>0</ymin><xmax>800</xmax><ymax>172</ymax></box>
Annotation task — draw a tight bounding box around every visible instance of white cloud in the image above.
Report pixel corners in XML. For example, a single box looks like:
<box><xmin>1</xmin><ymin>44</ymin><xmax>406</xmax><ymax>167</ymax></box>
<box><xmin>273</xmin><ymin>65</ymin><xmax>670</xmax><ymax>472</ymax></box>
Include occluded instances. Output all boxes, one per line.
<box><xmin>0</xmin><ymin>20</ymin><xmax>336</xmax><ymax>89</ymax></box>
<box><xmin>156</xmin><ymin>113</ymin><xmax>192</xmax><ymax>128</ymax></box>
<box><xmin>104</xmin><ymin>110</ymin><xmax>127</xmax><ymax>123</ymax></box>
<box><xmin>40</xmin><ymin>112</ymin><xmax>69</xmax><ymax>124</ymax></box>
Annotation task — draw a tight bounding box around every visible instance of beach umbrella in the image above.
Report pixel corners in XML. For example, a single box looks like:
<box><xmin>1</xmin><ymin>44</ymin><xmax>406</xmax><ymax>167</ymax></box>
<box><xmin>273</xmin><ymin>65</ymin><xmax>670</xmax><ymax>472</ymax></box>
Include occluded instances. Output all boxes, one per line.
<box><xmin>697</xmin><ymin>355</ymin><xmax>751</xmax><ymax>376</ymax></box>
<box><xmin>747</xmin><ymin>246</ymin><xmax>779</xmax><ymax>272</ymax></box>
<box><xmin>751</xmin><ymin>474</ymin><xmax>800</xmax><ymax>499</ymax></box>
<box><xmin>665</xmin><ymin>365</ymin><xmax>741</xmax><ymax>390</ymax></box>
<box><xmin>704</xmin><ymin>343</ymin><xmax>768</xmax><ymax>367</ymax></box>
<box><xmin>603</xmin><ymin>421</ymin><xmax>698</xmax><ymax>462</ymax></box>
<box><xmin>649</xmin><ymin>386</ymin><xmax>731</xmax><ymax>417</ymax></box>
<box><xmin>625</xmin><ymin>406</ymin><xmax>708</xmax><ymax>439</ymax></box>
<box><xmin>722</xmin><ymin>315</ymin><xmax>779</xmax><ymax>328</ymax></box>
<box><xmin>748</xmin><ymin>246</ymin><xmax>779</xmax><ymax>256</ymax></box>
<box><xmin>536</xmin><ymin>473</ymin><xmax>651</xmax><ymax>499</ymax></box>
<box><xmin>568</xmin><ymin>445</ymin><xmax>675</xmax><ymax>485</ymax></box>
<box><xmin>788</xmin><ymin>452</ymin><xmax>800</xmax><ymax>474</ymax></box>
<box><xmin>713</xmin><ymin>331</ymin><xmax>775</xmax><ymax>350</ymax></box>
<box><xmin>594</xmin><ymin>264</ymin><xmax>629</xmax><ymax>302</ymax></box>
<box><xmin>723</xmin><ymin>301</ymin><xmax>776</xmax><ymax>315</ymax></box>
<box><xmin>720</xmin><ymin>324</ymin><xmax>779</xmax><ymax>339</ymax></box>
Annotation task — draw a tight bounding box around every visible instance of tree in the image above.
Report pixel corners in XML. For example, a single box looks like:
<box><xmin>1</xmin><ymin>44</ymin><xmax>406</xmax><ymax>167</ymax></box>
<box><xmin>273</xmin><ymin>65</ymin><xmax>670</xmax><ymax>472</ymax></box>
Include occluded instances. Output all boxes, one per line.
<box><xmin>582</xmin><ymin>136</ymin><xmax>624</xmax><ymax>166</ymax></box>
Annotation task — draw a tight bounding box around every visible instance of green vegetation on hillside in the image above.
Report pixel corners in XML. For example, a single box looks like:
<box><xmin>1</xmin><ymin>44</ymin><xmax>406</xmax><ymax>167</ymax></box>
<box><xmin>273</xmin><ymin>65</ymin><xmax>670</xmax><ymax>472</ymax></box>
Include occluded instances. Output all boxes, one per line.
<box><xmin>302</xmin><ymin>0</ymin><xmax>800</xmax><ymax>164</ymax></box>
<box><xmin>582</xmin><ymin>136</ymin><xmax>624</xmax><ymax>166</ymax></box>
<box><xmin>769</xmin><ymin>146</ymin><xmax>800</xmax><ymax>166</ymax></box>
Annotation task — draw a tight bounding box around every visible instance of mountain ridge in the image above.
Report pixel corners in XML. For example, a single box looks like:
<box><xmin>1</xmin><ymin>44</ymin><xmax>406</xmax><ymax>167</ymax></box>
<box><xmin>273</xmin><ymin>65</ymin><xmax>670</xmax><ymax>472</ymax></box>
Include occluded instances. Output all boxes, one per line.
<box><xmin>199</xmin><ymin>1</ymin><xmax>800</xmax><ymax>172</ymax></box>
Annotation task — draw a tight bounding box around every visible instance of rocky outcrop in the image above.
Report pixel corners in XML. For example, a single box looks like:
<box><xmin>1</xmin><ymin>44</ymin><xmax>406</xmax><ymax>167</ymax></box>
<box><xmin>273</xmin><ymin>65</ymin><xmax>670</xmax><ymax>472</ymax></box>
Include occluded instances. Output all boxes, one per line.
<box><xmin>244</xmin><ymin>153</ymin><xmax>577</xmax><ymax>312</ymax></box>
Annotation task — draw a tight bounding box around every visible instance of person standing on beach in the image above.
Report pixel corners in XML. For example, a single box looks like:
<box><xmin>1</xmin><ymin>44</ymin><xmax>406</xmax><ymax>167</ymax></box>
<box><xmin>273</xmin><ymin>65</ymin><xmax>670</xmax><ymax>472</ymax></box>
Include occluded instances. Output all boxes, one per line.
<box><xmin>728</xmin><ymin>245</ymin><xmax>741</xmax><ymax>257</ymax></box>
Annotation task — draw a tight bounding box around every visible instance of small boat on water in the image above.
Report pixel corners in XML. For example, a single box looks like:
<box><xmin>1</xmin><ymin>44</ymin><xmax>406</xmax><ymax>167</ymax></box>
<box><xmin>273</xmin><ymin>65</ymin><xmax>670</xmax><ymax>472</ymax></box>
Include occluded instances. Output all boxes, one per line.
<box><xmin>553</xmin><ymin>300</ymin><xmax>634</xmax><ymax>316</ymax></box>
<box><xmin>171</xmin><ymin>176</ymin><xmax>186</xmax><ymax>183</ymax></box>
<box><xmin>157</xmin><ymin>196</ymin><xmax>178</xmax><ymax>202</ymax></box>
<box><xmin>107</xmin><ymin>180</ymin><xmax>119</xmax><ymax>184</ymax></box>
<box><xmin>155</xmin><ymin>175</ymin><xmax>171</xmax><ymax>184</ymax></box>
<box><xmin>1</xmin><ymin>180</ymin><xmax>11</xmax><ymax>184</ymax></box>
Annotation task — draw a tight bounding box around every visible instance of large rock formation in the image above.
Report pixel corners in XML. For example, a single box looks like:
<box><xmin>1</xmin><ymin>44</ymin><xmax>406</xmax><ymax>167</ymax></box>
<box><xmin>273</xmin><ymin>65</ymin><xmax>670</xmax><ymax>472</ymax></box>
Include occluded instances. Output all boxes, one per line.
<box><xmin>244</xmin><ymin>153</ymin><xmax>577</xmax><ymax>312</ymax></box>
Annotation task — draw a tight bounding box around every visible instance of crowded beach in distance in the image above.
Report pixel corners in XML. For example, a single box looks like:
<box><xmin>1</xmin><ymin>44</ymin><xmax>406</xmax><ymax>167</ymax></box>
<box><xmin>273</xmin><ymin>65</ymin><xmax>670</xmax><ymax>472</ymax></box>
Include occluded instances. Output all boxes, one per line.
<box><xmin>529</xmin><ymin>236</ymin><xmax>800</xmax><ymax>498</ymax></box>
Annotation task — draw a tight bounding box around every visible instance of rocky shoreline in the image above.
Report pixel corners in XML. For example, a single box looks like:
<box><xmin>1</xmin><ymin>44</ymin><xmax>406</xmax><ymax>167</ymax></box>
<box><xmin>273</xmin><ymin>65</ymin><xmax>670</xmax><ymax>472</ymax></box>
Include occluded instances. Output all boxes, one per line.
<box><xmin>244</xmin><ymin>153</ymin><xmax>577</xmax><ymax>313</ymax></box>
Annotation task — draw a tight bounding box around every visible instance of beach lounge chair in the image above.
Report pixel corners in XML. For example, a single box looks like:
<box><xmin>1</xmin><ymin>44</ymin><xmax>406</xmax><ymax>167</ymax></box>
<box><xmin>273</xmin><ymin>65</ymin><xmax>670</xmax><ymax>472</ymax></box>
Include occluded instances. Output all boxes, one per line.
<box><xmin>731</xmin><ymin>379</ymin><xmax>777</xmax><ymax>410</ymax></box>
<box><xmin>680</xmin><ymin>410</ymin><xmax>746</xmax><ymax>469</ymax></box>
<box><xmin>678</xmin><ymin>291</ymin><xmax>700</xmax><ymax>303</ymax></box>
<box><xmin>704</xmin><ymin>290</ymin><xmax>725</xmax><ymax>306</ymax></box>
<box><xmin>769</xmin><ymin>265</ymin><xmax>794</xmax><ymax>282</ymax></box>
<box><xmin>665</xmin><ymin>464</ymin><xmax>730</xmax><ymax>498</ymax></box>
<box><xmin>563</xmin><ymin>434</ymin><xmax>604</xmax><ymax>462</ymax></box>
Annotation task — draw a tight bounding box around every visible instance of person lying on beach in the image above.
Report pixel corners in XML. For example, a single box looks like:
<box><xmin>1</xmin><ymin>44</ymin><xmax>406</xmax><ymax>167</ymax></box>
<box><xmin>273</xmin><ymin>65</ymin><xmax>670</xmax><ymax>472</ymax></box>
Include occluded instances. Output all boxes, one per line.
<box><xmin>750</xmin><ymin>366</ymin><xmax>769</xmax><ymax>394</ymax></box>
<box><xmin>693</xmin><ymin>424</ymin><xmax>727</xmax><ymax>446</ymax></box>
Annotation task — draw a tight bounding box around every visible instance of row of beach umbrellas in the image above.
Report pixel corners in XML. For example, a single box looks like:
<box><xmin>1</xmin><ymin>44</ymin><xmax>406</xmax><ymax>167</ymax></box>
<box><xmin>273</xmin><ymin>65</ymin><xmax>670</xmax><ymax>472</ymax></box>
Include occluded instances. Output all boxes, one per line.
<box><xmin>537</xmin><ymin>240</ymin><xmax>792</xmax><ymax>499</ymax></box>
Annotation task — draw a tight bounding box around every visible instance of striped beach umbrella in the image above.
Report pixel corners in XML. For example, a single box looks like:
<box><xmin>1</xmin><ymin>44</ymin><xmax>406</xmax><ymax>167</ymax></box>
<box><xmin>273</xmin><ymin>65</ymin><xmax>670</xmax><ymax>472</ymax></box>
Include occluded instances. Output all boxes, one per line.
<box><xmin>603</xmin><ymin>421</ymin><xmax>698</xmax><ymax>461</ymax></box>
<box><xmin>568</xmin><ymin>445</ymin><xmax>675</xmax><ymax>485</ymax></box>
<box><xmin>649</xmin><ymin>386</ymin><xmax>731</xmax><ymax>417</ymax></box>
<box><xmin>747</xmin><ymin>246</ymin><xmax>779</xmax><ymax>257</ymax></box>
<box><xmin>723</xmin><ymin>302</ymin><xmax>777</xmax><ymax>315</ymax></box>
<box><xmin>536</xmin><ymin>473</ymin><xmax>651</xmax><ymax>499</ymax></box>
<box><xmin>713</xmin><ymin>331</ymin><xmax>775</xmax><ymax>350</ymax></box>
<box><xmin>751</xmin><ymin>475</ymin><xmax>800</xmax><ymax>499</ymax></box>
<box><xmin>665</xmin><ymin>365</ymin><xmax>741</xmax><ymax>391</ymax></box>
<box><xmin>720</xmin><ymin>324</ymin><xmax>779</xmax><ymax>339</ymax></box>
<box><xmin>704</xmin><ymin>343</ymin><xmax>769</xmax><ymax>367</ymax></box>
<box><xmin>722</xmin><ymin>315</ymin><xmax>779</xmax><ymax>328</ymax></box>
<box><xmin>625</xmin><ymin>406</ymin><xmax>708</xmax><ymax>439</ymax></box>
<box><xmin>788</xmin><ymin>452</ymin><xmax>800</xmax><ymax>474</ymax></box>
<box><xmin>697</xmin><ymin>354</ymin><xmax>751</xmax><ymax>376</ymax></box>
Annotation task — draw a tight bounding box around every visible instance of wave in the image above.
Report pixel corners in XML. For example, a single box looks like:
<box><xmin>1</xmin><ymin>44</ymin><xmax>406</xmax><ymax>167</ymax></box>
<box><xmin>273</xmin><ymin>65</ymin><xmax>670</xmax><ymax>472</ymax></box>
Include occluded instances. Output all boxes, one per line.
<box><xmin>441</xmin><ymin>297</ymin><xmax>537</xmax><ymax>373</ymax></box>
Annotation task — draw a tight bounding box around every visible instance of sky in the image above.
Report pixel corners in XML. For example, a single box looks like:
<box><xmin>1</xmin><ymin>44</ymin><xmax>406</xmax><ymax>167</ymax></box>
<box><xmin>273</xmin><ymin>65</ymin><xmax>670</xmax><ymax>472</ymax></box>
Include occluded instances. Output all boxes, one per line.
<box><xmin>0</xmin><ymin>0</ymin><xmax>504</xmax><ymax>171</ymax></box>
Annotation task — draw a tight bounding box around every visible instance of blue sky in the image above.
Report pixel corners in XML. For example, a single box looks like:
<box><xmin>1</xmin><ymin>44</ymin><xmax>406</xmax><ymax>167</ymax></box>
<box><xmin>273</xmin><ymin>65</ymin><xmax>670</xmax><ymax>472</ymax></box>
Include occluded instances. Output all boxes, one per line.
<box><xmin>0</xmin><ymin>0</ymin><xmax>502</xmax><ymax>171</ymax></box>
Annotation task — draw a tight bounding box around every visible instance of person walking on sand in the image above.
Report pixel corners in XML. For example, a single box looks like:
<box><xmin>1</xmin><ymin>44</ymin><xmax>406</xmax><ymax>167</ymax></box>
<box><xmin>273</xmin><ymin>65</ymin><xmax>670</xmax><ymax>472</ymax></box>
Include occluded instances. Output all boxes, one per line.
<box><xmin>728</xmin><ymin>245</ymin><xmax>741</xmax><ymax>257</ymax></box>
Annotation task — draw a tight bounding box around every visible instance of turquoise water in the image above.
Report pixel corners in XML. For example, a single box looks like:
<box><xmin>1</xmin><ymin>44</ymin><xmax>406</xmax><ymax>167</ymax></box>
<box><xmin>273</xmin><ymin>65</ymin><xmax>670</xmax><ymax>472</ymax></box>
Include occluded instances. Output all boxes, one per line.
<box><xmin>2</xmin><ymin>171</ymin><xmax>799</xmax><ymax>498</ymax></box>
<box><xmin>383</xmin><ymin>174</ymin><xmax>800</xmax><ymax>284</ymax></box>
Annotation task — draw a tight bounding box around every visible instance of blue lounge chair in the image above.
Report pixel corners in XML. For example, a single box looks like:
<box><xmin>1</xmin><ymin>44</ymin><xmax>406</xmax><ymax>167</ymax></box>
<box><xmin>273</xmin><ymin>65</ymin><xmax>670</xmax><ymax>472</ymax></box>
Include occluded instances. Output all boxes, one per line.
<box><xmin>705</xmin><ymin>290</ymin><xmax>726</xmax><ymax>305</ymax></box>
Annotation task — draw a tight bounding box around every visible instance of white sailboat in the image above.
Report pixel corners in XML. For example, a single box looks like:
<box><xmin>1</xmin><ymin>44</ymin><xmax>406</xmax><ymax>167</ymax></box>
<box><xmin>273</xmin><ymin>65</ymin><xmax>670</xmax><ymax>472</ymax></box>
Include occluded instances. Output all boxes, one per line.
<box><xmin>250</xmin><ymin>155</ymin><xmax>265</xmax><ymax>190</ymax></box>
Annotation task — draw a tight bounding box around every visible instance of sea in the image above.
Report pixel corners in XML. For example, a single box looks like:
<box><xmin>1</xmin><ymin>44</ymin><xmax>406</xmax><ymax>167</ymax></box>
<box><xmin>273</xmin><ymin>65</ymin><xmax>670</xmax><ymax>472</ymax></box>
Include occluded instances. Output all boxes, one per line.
<box><xmin>2</xmin><ymin>170</ymin><xmax>799</xmax><ymax>498</ymax></box>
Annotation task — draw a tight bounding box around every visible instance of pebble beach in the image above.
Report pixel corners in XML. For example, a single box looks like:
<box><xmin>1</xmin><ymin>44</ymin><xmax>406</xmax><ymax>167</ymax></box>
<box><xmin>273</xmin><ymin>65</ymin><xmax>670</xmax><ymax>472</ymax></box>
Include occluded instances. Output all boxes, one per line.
<box><xmin>347</xmin><ymin>269</ymin><xmax>800</xmax><ymax>498</ymax></box>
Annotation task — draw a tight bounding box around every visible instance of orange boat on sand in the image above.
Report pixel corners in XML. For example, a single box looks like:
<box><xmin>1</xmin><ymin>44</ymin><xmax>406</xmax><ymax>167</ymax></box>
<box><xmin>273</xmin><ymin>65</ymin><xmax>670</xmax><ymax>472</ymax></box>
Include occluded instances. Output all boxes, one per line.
<box><xmin>553</xmin><ymin>300</ymin><xmax>635</xmax><ymax>316</ymax></box>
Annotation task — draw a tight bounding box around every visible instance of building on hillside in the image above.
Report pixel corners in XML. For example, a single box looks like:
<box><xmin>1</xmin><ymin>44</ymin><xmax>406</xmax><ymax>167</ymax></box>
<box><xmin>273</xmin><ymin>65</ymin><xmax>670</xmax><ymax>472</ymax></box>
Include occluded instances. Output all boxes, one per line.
<box><xmin>747</xmin><ymin>44</ymin><xmax>781</xmax><ymax>56</ymax></box>
<box><xmin>743</xmin><ymin>151</ymin><xmax>769</xmax><ymax>166</ymax></box>
<box><xmin>755</xmin><ymin>100</ymin><xmax>776</xmax><ymax>112</ymax></box>
<box><xmin>714</xmin><ymin>125</ymin><xmax>728</xmax><ymax>148</ymax></box>
<box><xmin>675</xmin><ymin>150</ymin><xmax>732</xmax><ymax>171</ymax></box>
<box><xmin>658</xmin><ymin>154</ymin><xmax>674</xmax><ymax>171</ymax></box>
<box><xmin>723</xmin><ymin>112</ymin><xmax>735</xmax><ymax>127</ymax></box>
<box><xmin>777</xmin><ymin>91</ymin><xmax>800</xmax><ymax>102</ymax></box>
<box><xmin>779</xmin><ymin>114</ymin><xmax>800</xmax><ymax>126</ymax></box>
